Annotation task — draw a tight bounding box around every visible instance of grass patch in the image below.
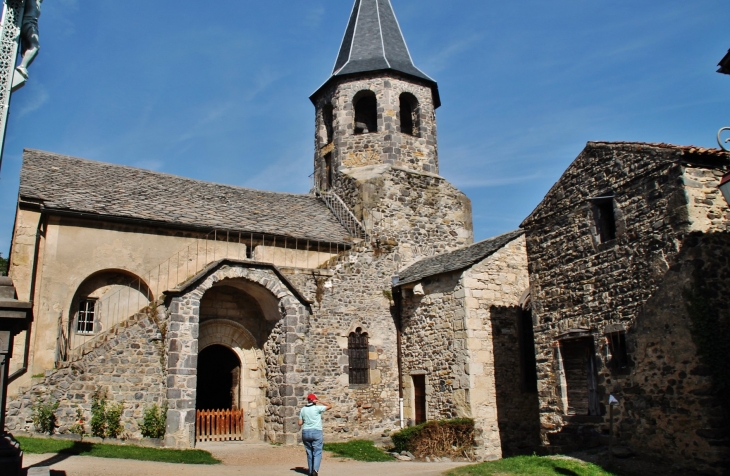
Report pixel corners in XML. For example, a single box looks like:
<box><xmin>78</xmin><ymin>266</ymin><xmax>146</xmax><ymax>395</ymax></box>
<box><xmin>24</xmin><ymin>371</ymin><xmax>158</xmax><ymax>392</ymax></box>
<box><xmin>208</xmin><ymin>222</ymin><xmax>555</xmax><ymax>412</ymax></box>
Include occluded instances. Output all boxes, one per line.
<box><xmin>16</xmin><ymin>436</ymin><xmax>220</xmax><ymax>465</ymax></box>
<box><xmin>447</xmin><ymin>455</ymin><xmax>617</xmax><ymax>475</ymax></box>
<box><xmin>323</xmin><ymin>439</ymin><xmax>395</xmax><ymax>462</ymax></box>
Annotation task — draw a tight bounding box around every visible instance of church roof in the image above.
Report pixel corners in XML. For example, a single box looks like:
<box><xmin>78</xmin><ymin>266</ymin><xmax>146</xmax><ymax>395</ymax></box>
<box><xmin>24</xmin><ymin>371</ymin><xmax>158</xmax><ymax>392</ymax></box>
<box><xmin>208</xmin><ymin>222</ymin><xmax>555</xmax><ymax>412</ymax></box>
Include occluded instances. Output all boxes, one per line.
<box><xmin>19</xmin><ymin>149</ymin><xmax>352</xmax><ymax>244</ymax></box>
<box><xmin>312</xmin><ymin>0</ymin><xmax>440</xmax><ymax>107</ymax></box>
<box><xmin>395</xmin><ymin>230</ymin><xmax>525</xmax><ymax>287</ymax></box>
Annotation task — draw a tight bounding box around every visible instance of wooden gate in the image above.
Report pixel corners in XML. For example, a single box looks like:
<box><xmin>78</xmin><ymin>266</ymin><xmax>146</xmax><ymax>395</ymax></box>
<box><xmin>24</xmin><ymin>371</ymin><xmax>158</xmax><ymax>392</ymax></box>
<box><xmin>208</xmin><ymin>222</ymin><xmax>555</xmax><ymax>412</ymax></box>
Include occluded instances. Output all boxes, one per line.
<box><xmin>195</xmin><ymin>409</ymin><xmax>245</xmax><ymax>442</ymax></box>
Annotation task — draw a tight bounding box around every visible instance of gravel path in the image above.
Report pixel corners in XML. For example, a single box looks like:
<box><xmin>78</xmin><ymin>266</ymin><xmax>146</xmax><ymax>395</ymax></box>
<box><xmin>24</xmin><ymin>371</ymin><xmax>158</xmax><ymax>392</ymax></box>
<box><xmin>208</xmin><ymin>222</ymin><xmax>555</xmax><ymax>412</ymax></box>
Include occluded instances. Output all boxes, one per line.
<box><xmin>23</xmin><ymin>441</ymin><xmax>469</xmax><ymax>476</ymax></box>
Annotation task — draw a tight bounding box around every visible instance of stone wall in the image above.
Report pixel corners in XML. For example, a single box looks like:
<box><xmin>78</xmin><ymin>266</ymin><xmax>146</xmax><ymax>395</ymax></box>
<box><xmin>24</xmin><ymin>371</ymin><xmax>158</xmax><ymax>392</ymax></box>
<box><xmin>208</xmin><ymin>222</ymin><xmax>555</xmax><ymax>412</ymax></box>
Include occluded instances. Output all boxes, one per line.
<box><xmin>399</xmin><ymin>235</ymin><xmax>535</xmax><ymax>461</ymax></box>
<box><xmin>337</xmin><ymin>164</ymin><xmax>473</xmax><ymax>267</ymax></box>
<box><xmin>312</xmin><ymin>72</ymin><xmax>439</xmax><ymax>183</ymax></box>
<box><xmin>5</xmin><ymin>309</ymin><xmax>167</xmax><ymax>438</ymax></box>
<box><xmin>163</xmin><ymin>263</ymin><xmax>311</xmax><ymax>448</ymax></box>
<box><xmin>463</xmin><ymin>236</ymin><xmax>539</xmax><ymax>458</ymax></box>
<box><xmin>401</xmin><ymin>270</ymin><xmax>466</xmax><ymax>422</ymax></box>
<box><xmin>521</xmin><ymin>142</ymin><xmax>730</xmax><ymax>474</ymax></box>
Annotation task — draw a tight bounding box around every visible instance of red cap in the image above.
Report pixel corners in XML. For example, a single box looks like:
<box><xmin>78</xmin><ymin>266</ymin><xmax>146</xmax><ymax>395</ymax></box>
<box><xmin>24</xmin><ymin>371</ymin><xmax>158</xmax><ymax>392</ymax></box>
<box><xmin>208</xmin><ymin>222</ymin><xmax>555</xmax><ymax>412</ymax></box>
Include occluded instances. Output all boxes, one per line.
<box><xmin>307</xmin><ymin>393</ymin><xmax>317</xmax><ymax>401</ymax></box>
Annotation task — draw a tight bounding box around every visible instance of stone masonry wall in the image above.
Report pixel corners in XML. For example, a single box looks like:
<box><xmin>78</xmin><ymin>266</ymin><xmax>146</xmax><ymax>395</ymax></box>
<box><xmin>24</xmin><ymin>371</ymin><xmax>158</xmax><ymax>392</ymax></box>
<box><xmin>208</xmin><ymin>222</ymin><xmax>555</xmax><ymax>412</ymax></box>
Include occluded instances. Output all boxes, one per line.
<box><xmin>164</xmin><ymin>264</ymin><xmax>311</xmax><ymax>448</ymax></box>
<box><xmin>6</xmin><ymin>309</ymin><xmax>167</xmax><ymax>438</ymax></box>
<box><xmin>463</xmin><ymin>236</ymin><xmax>539</xmax><ymax>458</ymax></box>
<box><xmin>522</xmin><ymin>142</ymin><xmax>730</xmax><ymax>474</ymax></box>
<box><xmin>399</xmin><ymin>235</ymin><xmax>535</xmax><ymax>461</ymax></box>
<box><xmin>313</xmin><ymin>72</ymin><xmax>439</xmax><ymax>186</ymax></box>
<box><xmin>401</xmin><ymin>270</ymin><xmax>466</xmax><ymax>423</ymax></box>
<box><xmin>337</xmin><ymin>164</ymin><xmax>473</xmax><ymax>268</ymax></box>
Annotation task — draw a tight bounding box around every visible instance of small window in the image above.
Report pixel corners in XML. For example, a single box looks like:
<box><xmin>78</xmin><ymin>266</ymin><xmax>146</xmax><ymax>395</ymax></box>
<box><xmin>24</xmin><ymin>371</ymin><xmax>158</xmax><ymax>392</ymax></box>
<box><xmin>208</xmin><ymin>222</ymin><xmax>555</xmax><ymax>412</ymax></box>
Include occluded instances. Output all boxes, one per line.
<box><xmin>354</xmin><ymin>91</ymin><xmax>377</xmax><ymax>135</ymax></box>
<box><xmin>606</xmin><ymin>331</ymin><xmax>628</xmax><ymax>370</ymax></box>
<box><xmin>322</xmin><ymin>103</ymin><xmax>334</xmax><ymax>144</ymax></box>
<box><xmin>77</xmin><ymin>299</ymin><xmax>96</xmax><ymax>334</ymax></box>
<box><xmin>348</xmin><ymin>328</ymin><xmax>369</xmax><ymax>385</ymax></box>
<box><xmin>399</xmin><ymin>93</ymin><xmax>420</xmax><ymax>137</ymax></box>
<box><xmin>591</xmin><ymin>196</ymin><xmax>616</xmax><ymax>243</ymax></box>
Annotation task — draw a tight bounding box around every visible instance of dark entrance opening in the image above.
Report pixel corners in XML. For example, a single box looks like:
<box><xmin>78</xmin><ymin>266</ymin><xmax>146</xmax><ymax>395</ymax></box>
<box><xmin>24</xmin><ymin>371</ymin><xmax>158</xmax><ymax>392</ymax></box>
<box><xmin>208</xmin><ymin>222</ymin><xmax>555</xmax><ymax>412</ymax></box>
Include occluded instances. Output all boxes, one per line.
<box><xmin>413</xmin><ymin>375</ymin><xmax>427</xmax><ymax>424</ymax></box>
<box><xmin>196</xmin><ymin>344</ymin><xmax>241</xmax><ymax>410</ymax></box>
<box><xmin>561</xmin><ymin>339</ymin><xmax>600</xmax><ymax>416</ymax></box>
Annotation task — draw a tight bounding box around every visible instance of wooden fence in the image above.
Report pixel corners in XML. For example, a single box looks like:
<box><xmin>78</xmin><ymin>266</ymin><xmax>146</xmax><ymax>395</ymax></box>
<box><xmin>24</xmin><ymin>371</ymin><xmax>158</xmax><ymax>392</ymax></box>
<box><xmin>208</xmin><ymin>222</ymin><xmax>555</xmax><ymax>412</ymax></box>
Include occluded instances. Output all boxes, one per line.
<box><xmin>195</xmin><ymin>409</ymin><xmax>245</xmax><ymax>442</ymax></box>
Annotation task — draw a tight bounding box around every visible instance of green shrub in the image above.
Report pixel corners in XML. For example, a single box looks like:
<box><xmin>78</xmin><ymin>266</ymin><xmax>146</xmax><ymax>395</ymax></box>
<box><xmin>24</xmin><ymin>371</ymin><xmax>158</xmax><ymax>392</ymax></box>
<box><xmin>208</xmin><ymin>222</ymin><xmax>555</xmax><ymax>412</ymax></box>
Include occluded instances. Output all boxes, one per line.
<box><xmin>69</xmin><ymin>407</ymin><xmax>87</xmax><ymax>438</ymax></box>
<box><xmin>91</xmin><ymin>388</ymin><xmax>125</xmax><ymax>438</ymax></box>
<box><xmin>140</xmin><ymin>403</ymin><xmax>167</xmax><ymax>439</ymax></box>
<box><xmin>105</xmin><ymin>401</ymin><xmax>125</xmax><ymax>439</ymax></box>
<box><xmin>391</xmin><ymin>418</ymin><xmax>474</xmax><ymax>458</ymax></box>
<box><xmin>31</xmin><ymin>399</ymin><xmax>60</xmax><ymax>435</ymax></box>
<box><xmin>91</xmin><ymin>389</ymin><xmax>107</xmax><ymax>438</ymax></box>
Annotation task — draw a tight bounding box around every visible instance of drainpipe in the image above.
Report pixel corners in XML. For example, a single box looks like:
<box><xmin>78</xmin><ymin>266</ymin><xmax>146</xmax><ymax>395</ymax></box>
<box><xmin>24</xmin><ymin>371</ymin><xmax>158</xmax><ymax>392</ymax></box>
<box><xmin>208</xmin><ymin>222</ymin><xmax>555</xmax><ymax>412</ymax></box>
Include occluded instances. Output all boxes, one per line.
<box><xmin>393</xmin><ymin>284</ymin><xmax>404</xmax><ymax>429</ymax></box>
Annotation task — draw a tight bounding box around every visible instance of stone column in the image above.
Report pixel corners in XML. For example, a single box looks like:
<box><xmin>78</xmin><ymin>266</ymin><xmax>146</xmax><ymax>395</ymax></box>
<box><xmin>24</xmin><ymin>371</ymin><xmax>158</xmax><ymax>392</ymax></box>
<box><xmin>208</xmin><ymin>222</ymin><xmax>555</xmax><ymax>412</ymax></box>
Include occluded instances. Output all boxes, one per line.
<box><xmin>164</xmin><ymin>293</ymin><xmax>201</xmax><ymax>448</ymax></box>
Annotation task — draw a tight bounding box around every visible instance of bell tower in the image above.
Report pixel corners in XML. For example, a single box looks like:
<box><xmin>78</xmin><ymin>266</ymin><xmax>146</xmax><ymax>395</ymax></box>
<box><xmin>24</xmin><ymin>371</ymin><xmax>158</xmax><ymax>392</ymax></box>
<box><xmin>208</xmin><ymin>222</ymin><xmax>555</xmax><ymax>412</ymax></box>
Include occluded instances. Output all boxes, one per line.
<box><xmin>310</xmin><ymin>0</ymin><xmax>441</xmax><ymax>192</ymax></box>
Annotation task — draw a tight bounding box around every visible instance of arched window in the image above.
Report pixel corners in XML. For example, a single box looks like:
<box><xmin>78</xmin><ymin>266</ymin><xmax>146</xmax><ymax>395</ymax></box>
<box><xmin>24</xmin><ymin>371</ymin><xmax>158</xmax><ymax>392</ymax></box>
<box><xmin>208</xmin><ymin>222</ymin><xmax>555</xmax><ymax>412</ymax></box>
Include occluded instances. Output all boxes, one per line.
<box><xmin>353</xmin><ymin>91</ymin><xmax>377</xmax><ymax>135</ymax></box>
<box><xmin>399</xmin><ymin>93</ymin><xmax>420</xmax><ymax>137</ymax></box>
<box><xmin>322</xmin><ymin>103</ymin><xmax>334</xmax><ymax>144</ymax></box>
<box><xmin>348</xmin><ymin>327</ymin><xmax>369</xmax><ymax>385</ymax></box>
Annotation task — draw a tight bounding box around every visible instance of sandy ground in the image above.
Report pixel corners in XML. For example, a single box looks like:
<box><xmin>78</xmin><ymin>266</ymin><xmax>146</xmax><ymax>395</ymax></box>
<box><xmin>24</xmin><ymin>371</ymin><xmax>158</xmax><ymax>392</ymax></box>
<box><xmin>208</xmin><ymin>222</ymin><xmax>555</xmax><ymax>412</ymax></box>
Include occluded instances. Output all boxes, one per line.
<box><xmin>23</xmin><ymin>441</ymin><xmax>470</xmax><ymax>476</ymax></box>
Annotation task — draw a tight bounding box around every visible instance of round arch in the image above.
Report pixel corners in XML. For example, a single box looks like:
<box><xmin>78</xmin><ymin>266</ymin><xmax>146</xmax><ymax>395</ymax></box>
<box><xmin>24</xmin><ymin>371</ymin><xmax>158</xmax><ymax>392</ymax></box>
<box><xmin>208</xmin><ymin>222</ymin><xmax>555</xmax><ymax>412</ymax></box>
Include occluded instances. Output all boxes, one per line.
<box><xmin>67</xmin><ymin>269</ymin><xmax>152</xmax><ymax>349</ymax></box>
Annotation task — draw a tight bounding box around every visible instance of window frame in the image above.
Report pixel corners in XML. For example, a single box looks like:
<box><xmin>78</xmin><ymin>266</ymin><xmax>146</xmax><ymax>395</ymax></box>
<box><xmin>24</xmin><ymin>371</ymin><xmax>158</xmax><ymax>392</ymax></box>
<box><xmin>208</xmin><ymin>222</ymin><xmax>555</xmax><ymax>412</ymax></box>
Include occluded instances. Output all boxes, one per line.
<box><xmin>76</xmin><ymin>299</ymin><xmax>97</xmax><ymax>335</ymax></box>
<box><xmin>348</xmin><ymin>328</ymin><xmax>370</xmax><ymax>385</ymax></box>
<box><xmin>589</xmin><ymin>195</ymin><xmax>617</xmax><ymax>243</ymax></box>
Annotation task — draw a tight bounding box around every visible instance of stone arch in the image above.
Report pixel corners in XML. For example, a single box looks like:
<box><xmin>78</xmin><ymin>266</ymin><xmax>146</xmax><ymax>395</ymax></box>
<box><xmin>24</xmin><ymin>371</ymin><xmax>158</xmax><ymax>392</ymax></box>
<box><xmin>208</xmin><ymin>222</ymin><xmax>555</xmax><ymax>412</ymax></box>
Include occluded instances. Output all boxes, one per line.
<box><xmin>399</xmin><ymin>92</ymin><xmax>420</xmax><ymax>137</ymax></box>
<box><xmin>164</xmin><ymin>264</ymin><xmax>312</xmax><ymax>448</ymax></box>
<box><xmin>353</xmin><ymin>90</ymin><xmax>378</xmax><ymax>134</ymax></box>
<box><xmin>67</xmin><ymin>269</ymin><xmax>152</xmax><ymax>350</ymax></box>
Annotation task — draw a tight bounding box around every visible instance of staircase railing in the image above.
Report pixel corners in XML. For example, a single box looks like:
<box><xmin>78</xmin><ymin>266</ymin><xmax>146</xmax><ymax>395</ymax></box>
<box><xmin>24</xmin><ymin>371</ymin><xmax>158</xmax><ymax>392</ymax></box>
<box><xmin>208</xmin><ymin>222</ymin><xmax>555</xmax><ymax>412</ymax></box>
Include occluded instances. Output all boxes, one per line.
<box><xmin>314</xmin><ymin>181</ymin><xmax>368</xmax><ymax>241</ymax></box>
<box><xmin>59</xmin><ymin>228</ymin><xmax>350</xmax><ymax>363</ymax></box>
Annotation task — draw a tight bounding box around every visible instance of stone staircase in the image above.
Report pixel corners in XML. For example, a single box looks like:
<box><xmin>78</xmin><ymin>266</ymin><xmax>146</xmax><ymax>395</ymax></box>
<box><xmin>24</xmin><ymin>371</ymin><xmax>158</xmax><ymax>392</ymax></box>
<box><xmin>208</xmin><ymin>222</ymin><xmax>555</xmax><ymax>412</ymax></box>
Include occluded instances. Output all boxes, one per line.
<box><xmin>316</xmin><ymin>189</ymin><xmax>368</xmax><ymax>240</ymax></box>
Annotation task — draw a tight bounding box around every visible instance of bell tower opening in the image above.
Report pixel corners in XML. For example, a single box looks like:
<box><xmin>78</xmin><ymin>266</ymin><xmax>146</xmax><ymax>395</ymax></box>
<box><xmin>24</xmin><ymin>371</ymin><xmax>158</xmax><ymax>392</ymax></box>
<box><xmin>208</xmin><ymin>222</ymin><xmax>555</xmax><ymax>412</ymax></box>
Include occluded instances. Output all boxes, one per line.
<box><xmin>354</xmin><ymin>91</ymin><xmax>377</xmax><ymax>134</ymax></box>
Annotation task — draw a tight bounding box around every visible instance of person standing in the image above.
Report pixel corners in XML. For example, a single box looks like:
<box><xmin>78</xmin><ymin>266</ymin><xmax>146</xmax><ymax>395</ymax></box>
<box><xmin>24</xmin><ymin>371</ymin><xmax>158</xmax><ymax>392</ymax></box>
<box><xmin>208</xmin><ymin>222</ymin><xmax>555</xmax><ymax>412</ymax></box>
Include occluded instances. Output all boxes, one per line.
<box><xmin>298</xmin><ymin>393</ymin><xmax>332</xmax><ymax>476</ymax></box>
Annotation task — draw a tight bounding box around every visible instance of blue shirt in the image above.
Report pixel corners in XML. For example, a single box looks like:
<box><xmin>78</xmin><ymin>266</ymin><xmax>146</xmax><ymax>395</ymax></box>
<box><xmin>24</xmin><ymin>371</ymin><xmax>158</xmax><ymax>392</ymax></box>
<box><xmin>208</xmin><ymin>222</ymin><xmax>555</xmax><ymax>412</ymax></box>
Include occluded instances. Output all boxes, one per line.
<box><xmin>299</xmin><ymin>404</ymin><xmax>327</xmax><ymax>431</ymax></box>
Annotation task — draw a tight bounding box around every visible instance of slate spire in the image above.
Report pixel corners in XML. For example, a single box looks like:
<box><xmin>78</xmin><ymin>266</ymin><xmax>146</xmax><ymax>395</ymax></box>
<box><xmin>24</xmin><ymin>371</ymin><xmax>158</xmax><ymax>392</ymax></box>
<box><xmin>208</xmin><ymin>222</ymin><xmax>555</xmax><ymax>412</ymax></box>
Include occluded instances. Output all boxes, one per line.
<box><xmin>332</xmin><ymin>0</ymin><xmax>433</xmax><ymax>82</ymax></box>
<box><xmin>313</xmin><ymin>0</ymin><xmax>439</xmax><ymax>106</ymax></box>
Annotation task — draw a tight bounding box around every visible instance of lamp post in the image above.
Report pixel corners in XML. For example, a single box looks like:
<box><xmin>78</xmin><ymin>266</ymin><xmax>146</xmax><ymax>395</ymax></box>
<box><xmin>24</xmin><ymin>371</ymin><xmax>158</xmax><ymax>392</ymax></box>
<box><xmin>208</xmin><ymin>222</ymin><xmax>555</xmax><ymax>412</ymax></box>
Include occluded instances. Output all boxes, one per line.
<box><xmin>0</xmin><ymin>277</ymin><xmax>32</xmax><ymax>476</ymax></box>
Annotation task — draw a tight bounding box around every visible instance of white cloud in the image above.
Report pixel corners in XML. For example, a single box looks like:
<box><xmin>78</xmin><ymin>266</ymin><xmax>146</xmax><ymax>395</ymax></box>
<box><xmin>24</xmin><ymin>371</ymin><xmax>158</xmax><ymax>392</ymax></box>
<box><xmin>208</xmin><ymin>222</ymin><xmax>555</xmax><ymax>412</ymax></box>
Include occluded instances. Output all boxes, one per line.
<box><xmin>16</xmin><ymin>82</ymin><xmax>49</xmax><ymax>118</ymax></box>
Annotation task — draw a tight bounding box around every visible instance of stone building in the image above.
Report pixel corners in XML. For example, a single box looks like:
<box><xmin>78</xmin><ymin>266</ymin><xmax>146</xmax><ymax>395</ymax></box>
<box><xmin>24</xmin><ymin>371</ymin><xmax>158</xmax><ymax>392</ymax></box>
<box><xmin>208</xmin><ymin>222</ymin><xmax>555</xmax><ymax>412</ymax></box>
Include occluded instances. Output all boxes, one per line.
<box><xmin>521</xmin><ymin>142</ymin><xmax>730</xmax><ymax>474</ymax></box>
<box><xmin>393</xmin><ymin>230</ymin><xmax>540</xmax><ymax>460</ymax></box>
<box><xmin>3</xmin><ymin>0</ymin><xmax>476</xmax><ymax>449</ymax></box>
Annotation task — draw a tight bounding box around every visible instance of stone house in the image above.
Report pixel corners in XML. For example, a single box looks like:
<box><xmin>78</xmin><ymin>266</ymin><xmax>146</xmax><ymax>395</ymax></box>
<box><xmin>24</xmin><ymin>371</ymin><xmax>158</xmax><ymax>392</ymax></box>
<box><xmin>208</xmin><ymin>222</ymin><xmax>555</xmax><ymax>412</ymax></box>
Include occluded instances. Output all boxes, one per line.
<box><xmin>521</xmin><ymin>141</ymin><xmax>730</xmax><ymax>474</ymax></box>
<box><xmin>3</xmin><ymin>0</ymin><xmax>477</xmax><ymax>449</ymax></box>
<box><xmin>393</xmin><ymin>230</ymin><xmax>540</xmax><ymax>461</ymax></box>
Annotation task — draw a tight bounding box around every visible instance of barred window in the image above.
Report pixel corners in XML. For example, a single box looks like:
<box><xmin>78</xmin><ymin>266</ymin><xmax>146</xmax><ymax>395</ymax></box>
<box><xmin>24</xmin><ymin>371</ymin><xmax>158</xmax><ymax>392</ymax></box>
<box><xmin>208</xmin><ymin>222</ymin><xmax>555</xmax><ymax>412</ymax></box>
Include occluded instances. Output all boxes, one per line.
<box><xmin>348</xmin><ymin>328</ymin><xmax>369</xmax><ymax>385</ymax></box>
<box><xmin>77</xmin><ymin>299</ymin><xmax>96</xmax><ymax>334</ymax></box>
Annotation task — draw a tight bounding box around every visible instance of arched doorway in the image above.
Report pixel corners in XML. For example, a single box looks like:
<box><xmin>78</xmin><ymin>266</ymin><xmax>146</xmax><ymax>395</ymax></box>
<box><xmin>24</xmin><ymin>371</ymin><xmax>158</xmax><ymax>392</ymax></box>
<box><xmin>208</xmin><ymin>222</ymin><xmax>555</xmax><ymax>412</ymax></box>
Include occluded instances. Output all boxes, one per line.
<box><xmin>196</xmin><ymin>344</ymin><xmax>241</xmax><ymax>410</ymax></box>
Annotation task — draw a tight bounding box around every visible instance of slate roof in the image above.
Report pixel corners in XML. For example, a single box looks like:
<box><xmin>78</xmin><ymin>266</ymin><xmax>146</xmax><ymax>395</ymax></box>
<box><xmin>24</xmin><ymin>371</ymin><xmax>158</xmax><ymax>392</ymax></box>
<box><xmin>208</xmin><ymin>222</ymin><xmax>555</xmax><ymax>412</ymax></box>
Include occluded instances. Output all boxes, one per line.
<box><xmin>312</xmin><ymin>0</ymin><xmax>440</xmax><ymax>107</ymax></box>
<box><xmin>395</xmin><ymin>230</ymin><xmax>525</xmax><ymax>287</ymax></box>
<box><xmin>19</xmin><ymin>149</ymin><xmax>352</xmax><ymax>244</ymax></box>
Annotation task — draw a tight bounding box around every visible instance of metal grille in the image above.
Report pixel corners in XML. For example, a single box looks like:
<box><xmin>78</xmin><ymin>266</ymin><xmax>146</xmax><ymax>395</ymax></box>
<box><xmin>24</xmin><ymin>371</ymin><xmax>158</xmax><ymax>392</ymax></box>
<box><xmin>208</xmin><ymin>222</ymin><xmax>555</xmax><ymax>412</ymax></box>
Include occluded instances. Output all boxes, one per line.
<box><xmin>76</xmin><ymin>300</ymin><xmax>96</xmax><ymax>334</ymax></box>
<box><xmin>348</xmin><ymin>329</ymin><xmax>369</xmax><ymax>385</ymax></box>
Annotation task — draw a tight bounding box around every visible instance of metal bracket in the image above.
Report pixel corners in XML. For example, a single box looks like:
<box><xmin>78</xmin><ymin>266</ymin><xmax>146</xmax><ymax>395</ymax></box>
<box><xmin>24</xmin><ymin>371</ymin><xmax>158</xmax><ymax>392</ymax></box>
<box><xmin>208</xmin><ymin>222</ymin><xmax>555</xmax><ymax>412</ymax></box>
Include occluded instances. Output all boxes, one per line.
<box><xmin>718</xmin><ymin>127</ymin><xmax>730</xmax><ymax>153</ymax></box>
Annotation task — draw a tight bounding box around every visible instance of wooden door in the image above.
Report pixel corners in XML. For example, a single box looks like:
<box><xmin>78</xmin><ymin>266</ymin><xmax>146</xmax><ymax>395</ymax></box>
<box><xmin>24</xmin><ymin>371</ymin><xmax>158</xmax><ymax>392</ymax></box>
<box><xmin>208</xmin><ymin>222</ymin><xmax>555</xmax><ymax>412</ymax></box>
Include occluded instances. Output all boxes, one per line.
<box><xmin>413</xmin><ymin>375</ymin><xmax>427</xmax><ymax>424</ymax></box>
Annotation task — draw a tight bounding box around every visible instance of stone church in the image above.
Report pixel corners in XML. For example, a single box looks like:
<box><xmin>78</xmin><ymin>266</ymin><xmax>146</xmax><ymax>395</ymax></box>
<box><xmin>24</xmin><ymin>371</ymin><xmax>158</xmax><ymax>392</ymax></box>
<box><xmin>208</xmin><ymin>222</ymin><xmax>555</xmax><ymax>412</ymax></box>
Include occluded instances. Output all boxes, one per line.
<box><xmin>3</xmin><ymin>1</ymin><xmax>728</xmax><ymax>472</ymax></box>
<box><xmin>3</xmin><ymin>0</ymin><xmax>489</xmax><ymax>450</ymax></box>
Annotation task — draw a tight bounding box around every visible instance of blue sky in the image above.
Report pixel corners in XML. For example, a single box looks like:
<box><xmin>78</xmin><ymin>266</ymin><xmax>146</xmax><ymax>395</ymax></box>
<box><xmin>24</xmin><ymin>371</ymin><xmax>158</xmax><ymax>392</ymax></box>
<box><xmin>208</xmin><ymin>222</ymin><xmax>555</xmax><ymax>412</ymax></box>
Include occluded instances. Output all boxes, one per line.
<box><xmin>1</xmin><ymin>0</ymin><xmax>729</xmax><ymax>256</ymax></box>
